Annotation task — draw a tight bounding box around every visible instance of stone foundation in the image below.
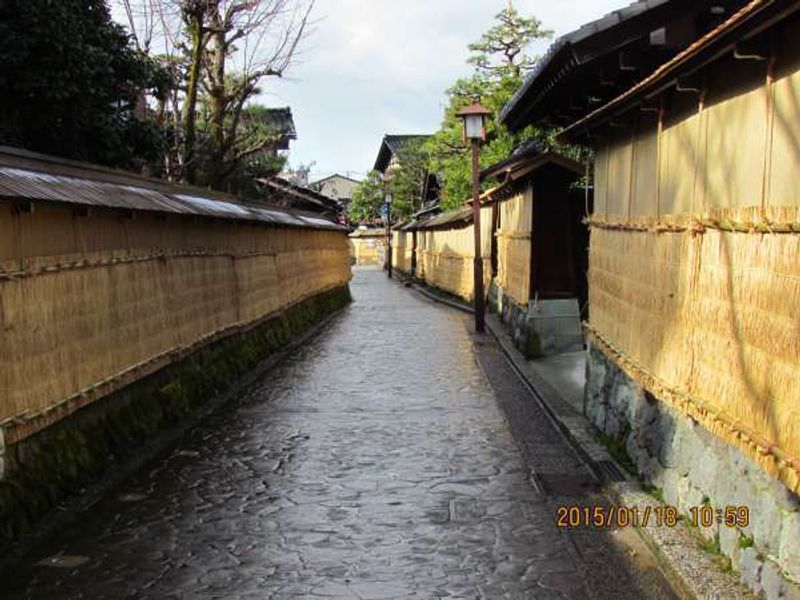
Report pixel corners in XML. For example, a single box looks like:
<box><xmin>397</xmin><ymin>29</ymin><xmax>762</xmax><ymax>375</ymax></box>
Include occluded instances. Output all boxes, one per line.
<box><xmin>586</xmin><ymin>344</ymin><xmax>800</xmax><ymax>599</ymax></box>
<box><xmin>0</xmin><ymin>286</ymin><xmax>351</xmax><ymax>544</ymax></box>
<box><xmin>489</xmin><ymin>283</ymin><xmax>583</xmax><ymax>358</ymax></box>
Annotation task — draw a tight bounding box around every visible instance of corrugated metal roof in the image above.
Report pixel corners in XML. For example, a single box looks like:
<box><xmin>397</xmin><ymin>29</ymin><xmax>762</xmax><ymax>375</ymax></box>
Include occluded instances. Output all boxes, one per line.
<box><xmin>0</xmin><ymin>148</ymin><xmax>346</xmax><ymax>232</ymax></box>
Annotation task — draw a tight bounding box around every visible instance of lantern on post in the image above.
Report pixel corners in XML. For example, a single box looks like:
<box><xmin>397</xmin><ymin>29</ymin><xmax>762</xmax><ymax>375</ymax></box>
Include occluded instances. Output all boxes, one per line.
<box><xmin>456</xmin><ymin>101</ymin><xmax>492</xmax><ymax>333</ymax></box>
<box><xmin>384</xmin><ymin>190</ymin><xmax>393</xmax><ymax>279</ymax></box>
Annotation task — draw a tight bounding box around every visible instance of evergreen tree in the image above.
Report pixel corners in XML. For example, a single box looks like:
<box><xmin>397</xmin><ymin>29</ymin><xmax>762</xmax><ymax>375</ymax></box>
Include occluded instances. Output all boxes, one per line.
<box><xmin>467</xmin><ymin>1</ymin><xmax>552</xmax><ymax>79</ymax></box>
<box><xmin>0</xmin><ymin>0</ymin><xmax>167</xmax><ymax>168</ymax></box>
<box><xmin>348</xmin><ymin>171</ymin><xmax>386</xmax><ymax>224</ymax></box>
<box><xmin>424</xmin><ymin>2</ymin><xmax>553</xmax><ymax>209</ymax></box>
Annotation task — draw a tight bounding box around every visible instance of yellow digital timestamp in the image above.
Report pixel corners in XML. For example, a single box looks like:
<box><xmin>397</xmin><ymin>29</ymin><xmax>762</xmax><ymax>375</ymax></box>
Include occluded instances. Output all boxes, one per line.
<box><xmin>555</xmin><ymin>505</ymin><xmax>750</xmax><ymax>529</ymax></box>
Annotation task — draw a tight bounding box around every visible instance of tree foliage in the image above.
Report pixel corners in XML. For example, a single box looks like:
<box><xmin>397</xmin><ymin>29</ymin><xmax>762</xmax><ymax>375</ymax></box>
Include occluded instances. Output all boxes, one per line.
<box><xmin>0</xmin><ymin>0</ymin><xmax>168</xmax><ymax>168</ymax></box>
<box><xmin>387</xmin><ymin>139</ymin><xmax>428</xmax><ymax>220</ymax></box>
<box><xmin>424</xmin><ymin>2</ymin><xmax>553</xmax><ymax>210</ymax></box>
<box><xmin>348</xmin><ymin>171</ymin><xmax>385</xmax><ymax>224</ymax></box>
<box><xmin>467</xmin><ymin>2</ymin><xmax>552</xmax><ymax>79</ymax></box>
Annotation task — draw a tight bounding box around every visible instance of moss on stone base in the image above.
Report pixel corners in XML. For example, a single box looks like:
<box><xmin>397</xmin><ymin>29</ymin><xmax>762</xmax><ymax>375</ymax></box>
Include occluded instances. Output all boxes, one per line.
<box><xmin>0</xmin><ymin>286</ymin><xmax>351</xmax><ymax>543</ymax></box>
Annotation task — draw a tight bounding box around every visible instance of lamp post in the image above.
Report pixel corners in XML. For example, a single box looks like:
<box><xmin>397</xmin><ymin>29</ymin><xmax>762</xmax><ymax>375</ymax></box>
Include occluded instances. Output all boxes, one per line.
<box><xmin>385</xmin><ymin>190</ymin><xmax>393</xmax><ymax>279</ymax></box>
<box><xmin>456</xmin><ymin>101</ymin><xmax>492</xmax><ymax>333</ymax></box>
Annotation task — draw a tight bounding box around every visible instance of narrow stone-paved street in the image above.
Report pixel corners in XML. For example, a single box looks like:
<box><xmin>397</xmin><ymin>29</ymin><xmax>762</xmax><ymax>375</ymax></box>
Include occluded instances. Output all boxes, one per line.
<box><xmin>7</xmin><ymin>269</ymin><xmax>671</xmax><ymax>599</ymax></box>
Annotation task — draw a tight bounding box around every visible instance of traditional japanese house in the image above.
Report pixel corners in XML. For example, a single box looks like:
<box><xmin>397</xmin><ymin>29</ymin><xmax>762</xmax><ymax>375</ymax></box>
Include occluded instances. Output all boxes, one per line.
<box><xmin>373</xmin><ymin>134</ymin><xmax>431</xmax><ymax>176</ymax></box>
<box><xmin>308</xmin><ymin>174</ymin><xmax>361</xmax><ymax>215</ymax></box>
<box><xmin>501</xmin><ymin>0</ymin><xmax>800</xmax><ymax>595</ymax></box>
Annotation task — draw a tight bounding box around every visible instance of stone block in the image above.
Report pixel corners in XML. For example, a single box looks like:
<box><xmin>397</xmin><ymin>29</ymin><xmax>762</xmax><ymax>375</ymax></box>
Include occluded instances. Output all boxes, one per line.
<box><xmin>676</xmin><ymin>419</ymin><xmax>707</xmax><ymax>479</ymax></box>
<box><xmin>642</xmin><ymin>456</ymin><xmax>666</xmax><ymax>489</ymax></box>
<box><xmin>761</xmin><ymin>560</ymin><xmax>789</xmax><ymax>600</ymax></box>
<box><xmin>523</xmin><ymin>299</ymin><xmax>583</xmax><ymax>356</ymax></box>
<box><xmin>662</xmin><ymin>469</ymin><xmax>683</xmax><ymax>507</ymax></box>
<box><xmin>680</xmin><ymin>482</ymin><xmax>705</xmax><ymax>514</ymax></box>
<box><xmin>739</xmin><ymin>547</ymin><xmax>765</xmax><ymax>595</ymax></box>
<box><xmin>658</xmin><ymin>415</ymin><xmax>680</xmax><ymax>469</ymax></box>
<box><xmin>780</xmin><ymin>512</ymin><xmax>800</xmax><ymax>581</ymax></box>
<box><xmin>719</xmin><ymin>525</ymin><xmax>741</xmax><ymax>566</ymax></box>
<box><xmin>781</xmin><ymin>580</ymin><xmax>800</xmax><ymax>600</ymax></box>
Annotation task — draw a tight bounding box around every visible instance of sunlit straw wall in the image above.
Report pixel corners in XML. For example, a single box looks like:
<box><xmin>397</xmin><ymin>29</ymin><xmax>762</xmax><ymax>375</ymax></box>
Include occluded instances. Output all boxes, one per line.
<box><xmin>391</xmin><ymin>230</ymin><xmax>413</xmax><ymax>274</ymax></box>
<box><xmin>496</xmin><ymin>186</ymin><xmax>532</xmax><ymax>307</ymax></box>
<box><xmin>415</xmin><ymin>205</ymin><xmax>493</xmax><ymax>302</ymax></box>
<box><xmin>587</xmin><ymin>45</ymin><xmax>800</xmax><ymax>493</ymax></box>
<box><xmin>349</xmin><ymin>231</ymin><xmax>386</xmax><ymax>266</ymax></box>
<box><xmin>0</xmin><ymin>202</ymin><xmax>351</xmax><ymax>445</ymax></box>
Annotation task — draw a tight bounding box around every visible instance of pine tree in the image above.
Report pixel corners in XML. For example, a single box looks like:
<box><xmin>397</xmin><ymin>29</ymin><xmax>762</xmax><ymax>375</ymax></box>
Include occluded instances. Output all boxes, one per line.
<box><xmin>467</xmin><ymin>1</ymin><xmax>552</xmax><ymax>80</ymax></box>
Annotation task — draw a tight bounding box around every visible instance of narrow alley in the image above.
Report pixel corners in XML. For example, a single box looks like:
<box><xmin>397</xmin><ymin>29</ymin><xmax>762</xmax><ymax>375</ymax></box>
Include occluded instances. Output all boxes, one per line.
<box><xmin>5</xmin><ymin>269</ymin><xmax>676</xmax><ymax>599</ymax></box>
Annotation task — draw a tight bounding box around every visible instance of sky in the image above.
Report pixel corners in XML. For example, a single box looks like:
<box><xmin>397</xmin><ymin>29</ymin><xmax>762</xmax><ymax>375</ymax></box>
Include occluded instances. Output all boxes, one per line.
<box><xmin>261</xmin><ymin>0</ymin><xmax>626</xmax><ymax>183</ymax></box>
<box><xmin>112</xmin><ymin>1</ymin><xmax>627</xmax><ymax>182</ymax></box>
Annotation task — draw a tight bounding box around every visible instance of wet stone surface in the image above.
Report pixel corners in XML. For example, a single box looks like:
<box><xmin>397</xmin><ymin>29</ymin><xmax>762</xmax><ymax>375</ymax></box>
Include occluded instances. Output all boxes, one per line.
<box><xmin>8</xmin><ymin>269</ymin><xmax>658</xmax><ymax>598</ymax></box>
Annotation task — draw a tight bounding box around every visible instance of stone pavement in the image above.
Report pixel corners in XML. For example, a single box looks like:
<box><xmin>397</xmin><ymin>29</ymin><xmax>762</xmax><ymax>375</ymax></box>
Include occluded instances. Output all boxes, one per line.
<box><xmin>6</xmin><ymin>268</ymin><xmax>675</xmax><ymax>599</ymax></box>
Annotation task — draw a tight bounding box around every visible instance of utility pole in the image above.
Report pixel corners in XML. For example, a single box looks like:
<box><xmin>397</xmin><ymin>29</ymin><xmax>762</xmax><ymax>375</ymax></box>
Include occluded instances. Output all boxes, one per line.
<box><xmin>456</xmin><ymin>102</ymin><xmax>492</xmax><ymax>333</ymax></box>
<box><xmin>385</xmin><ymin>190</ymin><xmax>393</xmax><ymax>279</ymax></box>
<box><xmin>470</xmin><ymin>140</ymin><xmax>484</xmax><ymax>332</ymax></box>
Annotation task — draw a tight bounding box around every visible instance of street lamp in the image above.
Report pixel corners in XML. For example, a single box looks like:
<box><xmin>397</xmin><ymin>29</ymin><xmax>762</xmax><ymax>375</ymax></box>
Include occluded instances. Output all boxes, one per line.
<box><xmin>385</xmin><ymin>190</ymin><xmax>393</xmax><ymax>279</ymax></box>
<box><xmin>456</xmin><ymin>101</ymin><xmax>492</xmax><ymax>333</ymax></box>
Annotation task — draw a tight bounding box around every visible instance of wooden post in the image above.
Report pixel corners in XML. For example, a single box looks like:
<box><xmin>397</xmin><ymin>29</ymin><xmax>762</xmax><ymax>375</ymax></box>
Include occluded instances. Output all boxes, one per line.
<box><xmin>472</xmin><ymin>140</ymin><xmax>485</xmax><ymax>333</ymax></box>
<box><xmin>386</xmin><ymin>206</ymin><xmax>392</xmax><ymax>279</ymax></box>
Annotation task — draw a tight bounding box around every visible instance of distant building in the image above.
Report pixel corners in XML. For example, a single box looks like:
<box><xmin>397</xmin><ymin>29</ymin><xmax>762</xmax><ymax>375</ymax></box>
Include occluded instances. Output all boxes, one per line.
<box><xmin>309</xmin><ymin>174</ymin><xmax>361</xmax><ymax>214</ymax></box>
<box><xmin>373</xmin><ymin>134</ymin><xmax>430</xmax><ymax>176</ymax></box>
<box><xmin>373</xmin><ymin>134</ymin><xmax>439</xmax><ymax>212</ymax></box>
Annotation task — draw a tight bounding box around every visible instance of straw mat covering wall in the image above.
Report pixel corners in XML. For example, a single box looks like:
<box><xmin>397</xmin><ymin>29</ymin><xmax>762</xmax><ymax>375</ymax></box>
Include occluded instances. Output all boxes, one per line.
<box><xmin>0</xmin><ymin>202</ymin><xmax>351</xmax><ymax>445</ymax></box>
<box><xmin>392</xmin><ymin>230</ymin><xmax>413</xmax><ymax>273</ymax></box>
<box><xmin>588</xmin><ymin>51</ymin><xmax>800</xmax><ymax>493</ymax></box>
<box><xmin>349</xmin><ymin>230</ymin><xmax>385</xmax><ymax>266</ymax></box>
<box><xmin>496</xmin><ymin>186</ymin><xmax>532</xmax><ymax>307</ymax></box>
<box><xmin>415</xmin><ymin>205</ymin><xmax>492</xmax><ymax>302</ymax></box>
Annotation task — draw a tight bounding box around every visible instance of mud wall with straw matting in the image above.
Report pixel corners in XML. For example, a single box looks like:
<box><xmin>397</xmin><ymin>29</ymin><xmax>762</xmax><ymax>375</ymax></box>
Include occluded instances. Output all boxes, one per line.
<box><xmin>415</xmin><ymin>205</ymin><xmax>493</xmax><ymax>303</ymax></box>
<box><xmin>495</xmin><ymin>186</ymin><xmax>532</xmax><ymax>308</ymax></box>
<box><xmin>585</xmin><ymin>31</ymin><xmax>800</xmax><ymax>592</ymax></box>
<box><xmin>391</xmin><ymin>230</ymin><xmax>413</xmax><ymax>274</ymax></box>
<box><xmin>586</xmin><ymin>31</ymin><xmax>800</xmax><ymax>502</ymax></box>
<box><xmin>348</xmin><ymin>230</ymin><xmax>386</xmax><ymax>266</ymax></box>
<box><xmin>0</xmin><ymin>201</ymin><xmax>352</xmax><ymax>451</ymax></box>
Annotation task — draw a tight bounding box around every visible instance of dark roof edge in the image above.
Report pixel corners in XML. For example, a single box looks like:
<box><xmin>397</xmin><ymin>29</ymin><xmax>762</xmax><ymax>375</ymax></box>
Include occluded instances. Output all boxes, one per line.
<box><xmin>373</xmin><ymin>134</ymin><xmax>431</xmax><ymax>172</ymax></box>
<box><xmin>500</xmin><ymin>0</ymin><xmax>676</xmax><ymax>129</ymax></box>
<box><xmin>481</xmin><ymin>149</ymin><xmax>584</xmax><ymax>181</ymax></box>
<box><xmin>559</xmin><ymin>0</ymin><xmax>794</xmax><ymax>142</ymax></box>
<box><xmin>0</xmin><ymin>146</ymin><xmax>347</xmax><ymax>232</ymax></box>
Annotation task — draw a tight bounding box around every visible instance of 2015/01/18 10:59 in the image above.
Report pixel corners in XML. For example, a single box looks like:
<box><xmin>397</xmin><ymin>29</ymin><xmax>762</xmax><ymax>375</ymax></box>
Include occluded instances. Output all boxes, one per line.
<box><xmin>555</xmin><ymin>505</ymin><xmax>750</xmax><ymax>529</ymax></box>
